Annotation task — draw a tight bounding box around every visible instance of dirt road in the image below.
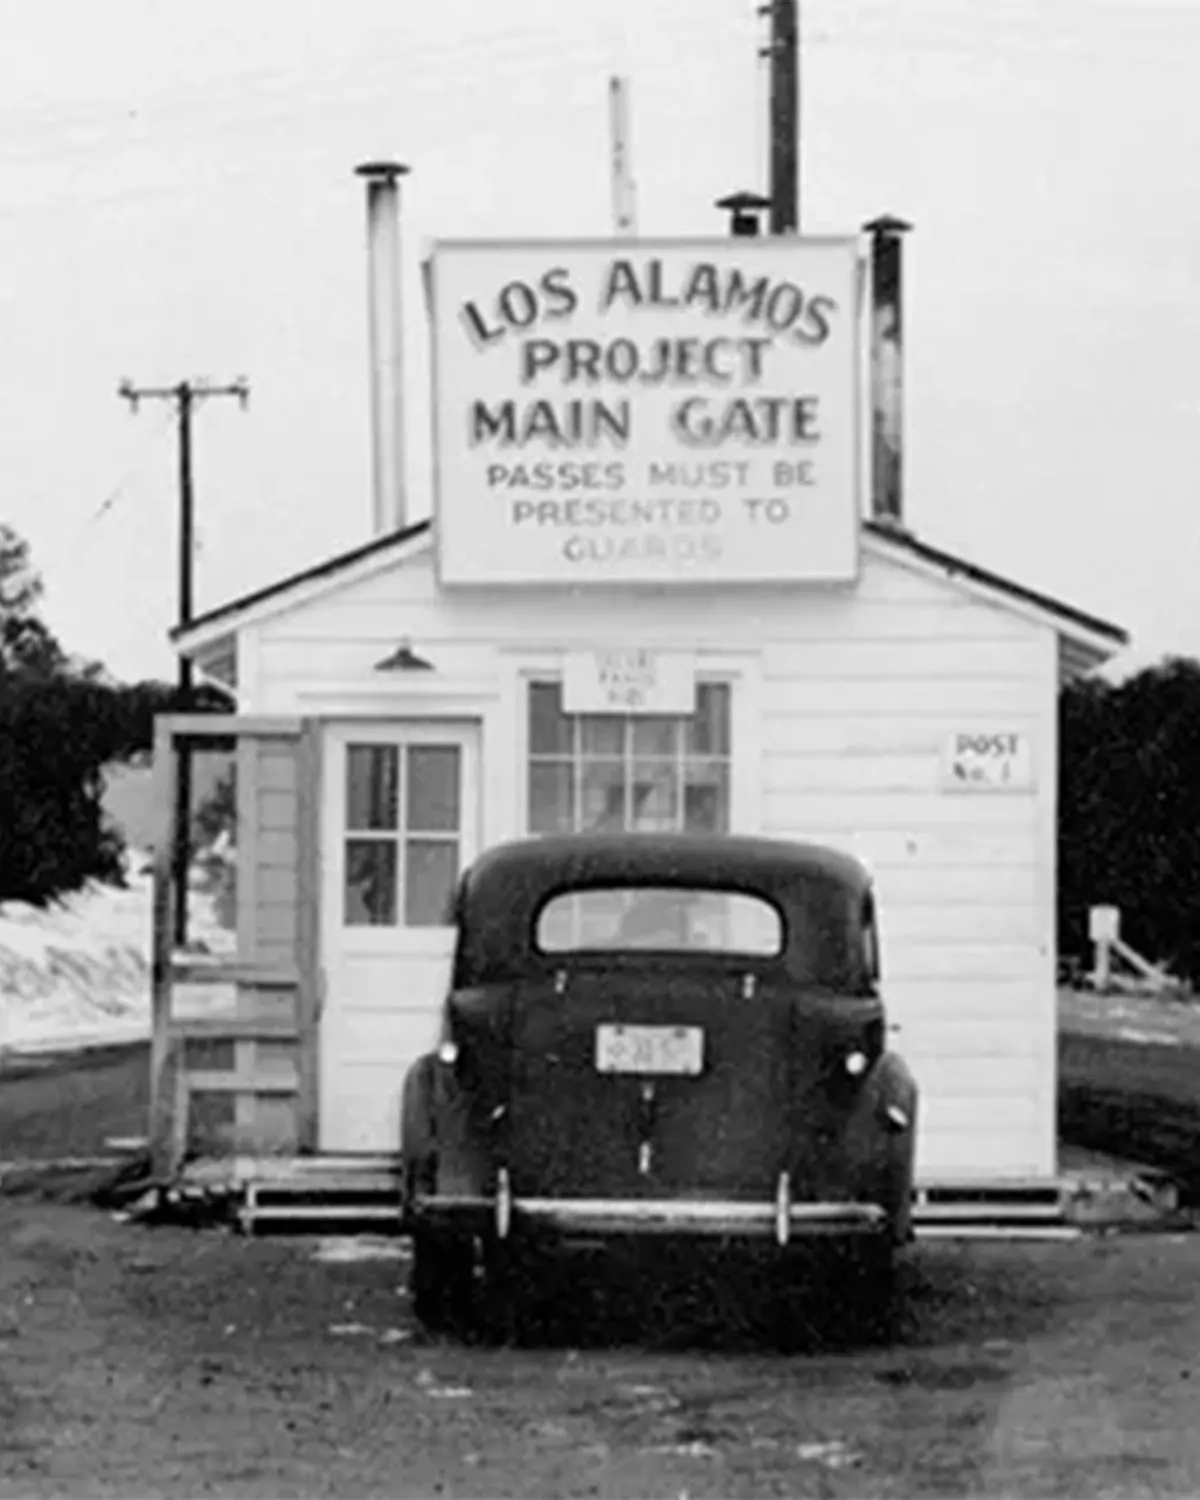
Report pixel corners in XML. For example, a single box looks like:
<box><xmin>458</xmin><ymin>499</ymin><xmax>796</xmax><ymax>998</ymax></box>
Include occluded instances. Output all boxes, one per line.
<box><xmin>1</xmin><ymin>1200</ymin><xmax>1199</xmax><ymax>1499</ymax></box>
<box><xmin>0</xmin><ymin>1043</ymin><xmax>146</xmax><ymax>1161</ymax></box>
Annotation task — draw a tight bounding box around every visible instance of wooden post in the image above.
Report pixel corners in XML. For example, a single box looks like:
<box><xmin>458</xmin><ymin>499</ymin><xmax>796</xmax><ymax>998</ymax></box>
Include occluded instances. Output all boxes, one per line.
<box><xmin>294</xmin><ymin>719</ymin><xmax>323</xmax><ymax>1153</ymax></box>
<box><xmin>149</xmin><ymin>716</ymin><xmax>179</xmax><ymax>1178</ymax></box>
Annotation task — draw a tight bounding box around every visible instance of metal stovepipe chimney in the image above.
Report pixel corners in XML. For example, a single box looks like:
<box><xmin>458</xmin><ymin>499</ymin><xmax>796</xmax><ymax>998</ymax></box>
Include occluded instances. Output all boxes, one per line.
<box><xmin>356</xmin><ymin>161</ymin><xmax>409</xmax><ymax>536</ymax></box>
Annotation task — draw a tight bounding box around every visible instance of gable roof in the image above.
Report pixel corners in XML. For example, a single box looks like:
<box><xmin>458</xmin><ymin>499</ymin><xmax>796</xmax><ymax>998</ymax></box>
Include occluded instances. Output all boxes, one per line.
<box><xmin>861</xmin><ymin>520</ymin><xmax>1127</xmax><ymax>646</ymax></box>
<box><xmin>171</xmin><ymin>514</ymin><xmax>1128</xmax><ymax>664</ymax></box>
<box><xmin>170</xmin><ymin>518</ymin><xmax>434</xmax><ymax>645</ymax></box>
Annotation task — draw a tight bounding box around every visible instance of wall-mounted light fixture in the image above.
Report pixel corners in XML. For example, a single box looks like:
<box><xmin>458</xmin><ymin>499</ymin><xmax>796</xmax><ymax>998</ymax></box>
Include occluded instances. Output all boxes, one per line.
<box><xmin>374</xmin><ymin>638</ymin><xmax>434</xmax><ymax>672</ymax></box>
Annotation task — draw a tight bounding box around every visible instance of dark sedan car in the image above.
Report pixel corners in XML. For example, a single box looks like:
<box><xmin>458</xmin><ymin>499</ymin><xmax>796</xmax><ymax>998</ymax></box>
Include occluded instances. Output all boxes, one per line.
<box><xmin>400</xmin><ymin>832</ymin><xmax>918</xmax><ymax>1343</ymax></box>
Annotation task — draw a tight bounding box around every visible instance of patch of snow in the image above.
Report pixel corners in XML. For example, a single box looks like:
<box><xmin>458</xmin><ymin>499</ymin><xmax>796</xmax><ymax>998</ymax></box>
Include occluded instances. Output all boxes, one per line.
<box><xmin>0</xmin><ymin>846</ymin><xmax>234</xmax><ymax>1055</ymax></box>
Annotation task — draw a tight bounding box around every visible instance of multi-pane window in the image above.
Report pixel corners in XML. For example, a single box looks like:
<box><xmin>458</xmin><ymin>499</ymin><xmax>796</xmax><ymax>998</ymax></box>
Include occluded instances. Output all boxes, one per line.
<box><xmin>527</xmin><ymin>681</ymin><xmax>731</xmax><ymax>837</ymax></box>
<box><xmin>344</xmin><ymin>743</ymin><xmax>462</xmax><ymax>927</ymax></box>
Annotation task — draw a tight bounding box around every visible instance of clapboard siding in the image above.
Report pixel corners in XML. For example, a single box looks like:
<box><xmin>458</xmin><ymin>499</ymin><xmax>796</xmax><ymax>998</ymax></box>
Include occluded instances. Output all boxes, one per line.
<box><xmin>763</xmin><ymin>639</ymin><xmax>1046</xmax><ymax>680</ymax></box>
<box><xmin>882</xmin><ymin>943</ymin><xmax>1044</xmax><ymax>983</ymax></box>
<box><xmin>266</xmin><ymin>600</ymin><xmax>1031</xmax><ymax>648</ymax></box>
<box><xmin>766</xmin><ymin>794</ymin><xmax>1038</xmax><ymax>831</ymax></box>
<box><xmin>879</xmin><ymin>905</ymin><xmax>1040</xmax><ymax>944</ymax></box>
<box><xmin>258</xmin><ymin>638</ymin><xmax>1046</xmax><ymax>688</ymax></box>
<box><xmin>241</xmin><ymin>738</ymin><xmax>301</xmax><ymax>967</ymax></box>
<box><xmin>765</xmin><ymin>715</ymin><xmax>1040</xmax><ymax>756</ymax></box>
<box><xmin>820</xmin><ymin>828</ymin><xmax>1038</xmax><ymax>868</ymax></box>
<box><xmin>869</xmin><ymin>866</ymin><xmax>1038</xmax><ymax>905</ymax></box>
<box><xmin>766</xmin><ymin>678</ymin><xmax>1041</xmax><ymax>717</ymax></box>
<box><xmin>885</xmin><ymin>980</ymin><xmax>1043</xmax><ymax>1023</ymax></box>
<box><xmin>912</xmin><ymin>1056</ymin><xmax>1038</xmax><ymax>1104</ymax></box>
<box><xmin>902</xmin><ymin>1021</ymin><xmax>1044</xmax><ymax>1058</ymax></box>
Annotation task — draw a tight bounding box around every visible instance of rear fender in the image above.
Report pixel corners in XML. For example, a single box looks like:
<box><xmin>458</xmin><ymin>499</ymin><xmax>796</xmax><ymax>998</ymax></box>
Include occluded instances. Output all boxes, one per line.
<box><xmin>841</xmin><ymin>1051</ymin><xmax>919</xmax><ymax>1241</ymax></box>
<box><xmin>401</xmin><ymin>1050</ymin><xmax>494</xmax><ymax>1203</ymax></box>
<box><xmin>400</xmin><ymin>1053</ymin><xmax>439</xmax><ymax>1202</ymax></box>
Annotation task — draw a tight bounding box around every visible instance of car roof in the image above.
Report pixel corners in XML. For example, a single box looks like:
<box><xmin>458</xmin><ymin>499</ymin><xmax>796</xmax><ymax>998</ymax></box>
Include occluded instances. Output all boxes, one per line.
<box><xmin>462</xmin><ymin>832</ymin><xmax>871</xmax><ymax>902</ymax></box>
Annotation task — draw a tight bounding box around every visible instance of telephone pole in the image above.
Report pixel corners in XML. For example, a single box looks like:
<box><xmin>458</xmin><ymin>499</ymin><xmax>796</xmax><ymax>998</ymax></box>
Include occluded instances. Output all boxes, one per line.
<box><xmin>761</xmin><ymin>0</ymin><xmax>800</xmax><ymax>234</ymax></box>
<box><xmin>118</xmin><ymin>378</ymin><xmax>249</xmax><ymax>691</ymax></box>
<box><xmin>119</xmin><ymin>376</ymin><xmax>250</xmax><ymax>946</ymax></box>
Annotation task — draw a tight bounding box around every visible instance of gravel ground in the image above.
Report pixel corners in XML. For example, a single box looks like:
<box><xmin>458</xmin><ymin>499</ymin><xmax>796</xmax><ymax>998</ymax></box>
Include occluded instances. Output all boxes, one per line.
<box><xmin>2</xmin><ymin>1200</ymin><xmax>1200</xmax><ymax>1499</ymax></box>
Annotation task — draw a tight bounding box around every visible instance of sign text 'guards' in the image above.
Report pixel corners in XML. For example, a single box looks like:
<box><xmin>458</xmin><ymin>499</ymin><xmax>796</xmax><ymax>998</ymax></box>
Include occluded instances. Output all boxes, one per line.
<box><xmin>430</xmin><ymin>239</ymin><xmax>861</xmax><ymax>586</ymax></box>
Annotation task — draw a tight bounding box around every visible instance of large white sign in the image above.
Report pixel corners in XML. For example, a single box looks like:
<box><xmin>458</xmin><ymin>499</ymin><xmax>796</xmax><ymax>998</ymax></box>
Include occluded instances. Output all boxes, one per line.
<box><xmin>429</xmin><ymin>238</ymin><xmax>861</xmax><ymax>587</ymax></box>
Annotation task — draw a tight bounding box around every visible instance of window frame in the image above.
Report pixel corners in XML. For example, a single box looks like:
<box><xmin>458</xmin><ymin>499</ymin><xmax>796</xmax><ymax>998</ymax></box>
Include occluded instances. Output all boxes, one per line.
<box><xmin>341</xmin><ymin>738</ymin><xmax>467</xmax><ymax>930</ymax></box>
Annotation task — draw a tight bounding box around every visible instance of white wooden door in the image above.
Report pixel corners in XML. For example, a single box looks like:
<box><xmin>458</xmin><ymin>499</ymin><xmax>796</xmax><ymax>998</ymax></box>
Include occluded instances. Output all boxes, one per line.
<box><xmin>319</xmin><ymin>720</ymin><xmax>480</xmax><ymax>1153</ymax></box>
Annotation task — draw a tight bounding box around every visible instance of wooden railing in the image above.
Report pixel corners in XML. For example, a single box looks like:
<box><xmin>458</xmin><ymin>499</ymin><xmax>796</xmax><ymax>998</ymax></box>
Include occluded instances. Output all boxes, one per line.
<box><xmin>149</xmin><ymin>715</ymin><xmax>320</xmax><ymax>1178</ymax></box>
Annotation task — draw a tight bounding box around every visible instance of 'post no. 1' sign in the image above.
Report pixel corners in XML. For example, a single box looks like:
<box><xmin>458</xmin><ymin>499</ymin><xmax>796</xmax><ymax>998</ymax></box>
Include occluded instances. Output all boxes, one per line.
<box><xmin>428</xmin><ymin>237</ymin><xmax>862</xmax><ymax>587</ymax></box>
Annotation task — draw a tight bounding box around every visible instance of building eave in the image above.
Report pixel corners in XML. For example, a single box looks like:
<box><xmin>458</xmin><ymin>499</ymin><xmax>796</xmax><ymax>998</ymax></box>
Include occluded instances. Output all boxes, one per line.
<box><xmin>171</xmin><ymin>519</ymin><xmax>434</xmax><ymax>657</ymax></box>
<box><xmin>862</xmin><ymin>520</ymin><xmax>1129</xmax><ymax>665</ymax></box>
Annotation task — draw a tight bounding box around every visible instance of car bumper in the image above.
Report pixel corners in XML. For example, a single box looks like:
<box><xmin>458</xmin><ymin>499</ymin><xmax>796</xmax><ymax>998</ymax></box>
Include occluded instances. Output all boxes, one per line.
<box><xmin>410</xmin><ymin>1189</ymin><xmax>889</xmax><ymax>1245</ymax></box>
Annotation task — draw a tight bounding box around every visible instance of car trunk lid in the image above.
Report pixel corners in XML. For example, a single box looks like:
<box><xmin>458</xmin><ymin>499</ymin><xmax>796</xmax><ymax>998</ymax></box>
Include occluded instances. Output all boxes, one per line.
<box><xmin>506</xmin><ymin>962</ymin><xmax>839</xmax><ymax>1200</ymax></box>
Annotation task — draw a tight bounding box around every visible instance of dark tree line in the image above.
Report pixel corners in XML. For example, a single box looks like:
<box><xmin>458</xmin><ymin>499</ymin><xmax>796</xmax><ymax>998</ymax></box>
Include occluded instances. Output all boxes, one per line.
<box><xmin>0</xmin><ymin>524</ymin><xmax>231</xmax><ymax>906</ymax></box>
<box><xmin>1059</xmin><ymin>656</ymin><xmax>1200</xmax><ymax>985</ymax></box>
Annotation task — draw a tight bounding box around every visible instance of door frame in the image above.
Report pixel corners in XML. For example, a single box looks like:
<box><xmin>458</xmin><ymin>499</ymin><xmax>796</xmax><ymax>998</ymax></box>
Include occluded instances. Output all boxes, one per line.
<box><xmin>317</xmin><ymin>716</ymin><xmax>483</xmax><ymax>1152</ymax></box>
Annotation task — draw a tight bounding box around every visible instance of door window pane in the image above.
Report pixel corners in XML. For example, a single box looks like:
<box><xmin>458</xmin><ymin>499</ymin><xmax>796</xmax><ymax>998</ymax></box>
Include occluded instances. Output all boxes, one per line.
<box><xmin>345</xmin><ymin>840</ymin><xmax>398</xmax><ymax>925</ymax></box>
<box><xmin>529</xmin><ymin>762</ymin><xmax>575</xmax><ymax>834</ymax></box>
<box><xmin>529</xmin><ymin>682</ymin><xmax>572</xmax><ymax>754</ymax></box>
<box><xmin>404</xmin><ymin>840</ymin><xmax>459</xmax><ymax>927</ymax></box>
<box><xmin>406</xmin><ymin>746</ymin><xmax>460</xmax><ymax>833</ymax></box>
<box><xmin>346</xmin><ymin>745</ymin><xmax>399</xmax><ymax>831</ymax></box>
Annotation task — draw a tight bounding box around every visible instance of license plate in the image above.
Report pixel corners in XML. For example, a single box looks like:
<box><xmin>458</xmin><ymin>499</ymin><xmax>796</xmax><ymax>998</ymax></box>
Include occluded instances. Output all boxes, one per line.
<box><xmin>594</xmin><ymin>1024</ymin><xmax>704</xmax><ymax>1077</ymax></box>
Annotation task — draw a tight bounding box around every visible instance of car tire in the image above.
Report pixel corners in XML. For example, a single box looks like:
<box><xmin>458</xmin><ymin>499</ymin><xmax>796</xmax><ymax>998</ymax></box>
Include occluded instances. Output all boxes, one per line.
<box><xmin>477</xmin><ymin>1238</ymin><xmax>559</xmax><ymax>1347</ymax></box>
<box><xmin>840</xmin><ymin>1237</ymin><xmax>900</xmax><ymax>1345</ymax></box>
<box><xmin>410</xmin><ymin>1228</ymin><xmax>477</xmax><ymax>1338</ymax></box>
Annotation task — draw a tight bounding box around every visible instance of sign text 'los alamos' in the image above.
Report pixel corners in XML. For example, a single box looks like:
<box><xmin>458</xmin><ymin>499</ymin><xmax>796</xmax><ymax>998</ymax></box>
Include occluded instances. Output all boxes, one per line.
<box><xmin>430</xmin><ymin>239</ymin><xmax>861</xmax><ymax>586</ymax></box>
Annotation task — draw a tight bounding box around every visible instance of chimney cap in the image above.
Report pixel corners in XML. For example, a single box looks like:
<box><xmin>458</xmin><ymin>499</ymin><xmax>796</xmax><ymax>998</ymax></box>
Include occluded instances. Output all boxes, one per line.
<box><xmin>863</xmin><ymin>213</ymin><xmax>913</xmax><ymax>236</ymax></box>
<box><xmin>355</xmin><ymin>161</ymin><xmax>411</xmax><ymax>182</ymax></box>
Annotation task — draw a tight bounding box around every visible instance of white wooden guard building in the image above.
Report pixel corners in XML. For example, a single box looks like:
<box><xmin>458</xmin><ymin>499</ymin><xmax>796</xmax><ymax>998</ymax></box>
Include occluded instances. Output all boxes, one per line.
<box><xmin>151</xmin><ymin>180</ymin><xmax>1127</xmax><ymax>1224</ymax></box>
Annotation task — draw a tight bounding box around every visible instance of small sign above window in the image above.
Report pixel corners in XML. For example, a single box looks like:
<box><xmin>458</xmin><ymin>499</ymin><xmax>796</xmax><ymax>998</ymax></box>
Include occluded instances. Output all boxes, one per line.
<box><xmin>942</xmin><ymin>731</ymin><xmax>1035</xmax><ymax>792</ymax></box>
<box><xmin>562</xmin><ymin>649</ymin><xmax>695</xmax><ymax>716</ymax></box>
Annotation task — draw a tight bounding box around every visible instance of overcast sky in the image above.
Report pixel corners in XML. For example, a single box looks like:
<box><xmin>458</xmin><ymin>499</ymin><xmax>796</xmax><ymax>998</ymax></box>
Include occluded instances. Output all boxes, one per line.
<box><xmin>0</xmin><ymin>0</ymin><xmax>1196</xmax><ymax>683</ymax></box>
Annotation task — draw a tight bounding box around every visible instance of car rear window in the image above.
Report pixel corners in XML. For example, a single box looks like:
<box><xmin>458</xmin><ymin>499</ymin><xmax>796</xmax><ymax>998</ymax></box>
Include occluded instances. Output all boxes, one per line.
<box><xmin>535</xmin><ymin>886</ymin><xmax>784</xmax><ymax>957</ymax></box>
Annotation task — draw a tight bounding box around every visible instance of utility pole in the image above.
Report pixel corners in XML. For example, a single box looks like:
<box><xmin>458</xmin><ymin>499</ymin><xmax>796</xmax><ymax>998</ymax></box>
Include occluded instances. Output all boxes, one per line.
<box><xmin>761</xmin><ymin>0</ymin><xmax>800</xmax><ymax>234</ymax></box>
<box><xmin>119</xmin><ymin>376</ymin><xmax>250</xmax><ymax>947</ymax></box>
